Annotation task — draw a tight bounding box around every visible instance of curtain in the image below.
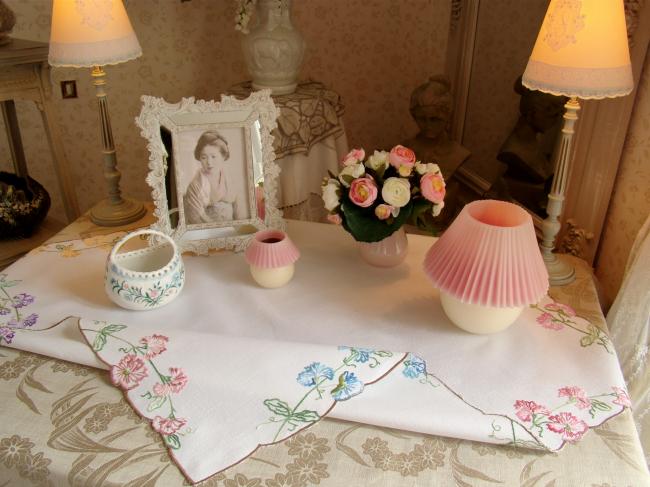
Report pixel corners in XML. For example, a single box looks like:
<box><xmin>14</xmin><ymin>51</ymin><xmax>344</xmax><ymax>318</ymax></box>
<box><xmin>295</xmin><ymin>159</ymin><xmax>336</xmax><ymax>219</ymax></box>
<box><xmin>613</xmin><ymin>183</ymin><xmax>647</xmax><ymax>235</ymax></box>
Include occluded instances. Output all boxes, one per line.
<box><xmin>608</xmin><ymin>213</ymin><xmax>650</xmax><ymax>466</ymax></box>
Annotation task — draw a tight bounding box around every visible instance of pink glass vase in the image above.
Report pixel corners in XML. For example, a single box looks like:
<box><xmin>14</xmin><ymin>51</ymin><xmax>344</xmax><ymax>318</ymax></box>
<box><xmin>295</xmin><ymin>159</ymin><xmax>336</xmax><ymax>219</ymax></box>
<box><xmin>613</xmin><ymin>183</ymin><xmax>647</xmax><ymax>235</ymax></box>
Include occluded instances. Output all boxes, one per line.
<box><xmin>358</xmin><ymin>227</ymin><xmax>408</xmax><ymax>267</ymax></box>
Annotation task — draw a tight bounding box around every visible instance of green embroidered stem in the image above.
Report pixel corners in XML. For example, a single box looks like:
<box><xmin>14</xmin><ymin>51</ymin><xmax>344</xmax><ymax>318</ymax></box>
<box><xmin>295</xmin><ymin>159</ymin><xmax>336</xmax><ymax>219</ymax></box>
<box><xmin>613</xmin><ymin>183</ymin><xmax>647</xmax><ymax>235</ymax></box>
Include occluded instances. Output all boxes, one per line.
<box><xmin>0</xmin><ymin>286</ymin><xmax>20</xmax><ymax>322</ymax></box>
<box><xmin>271</xmin><ymin>353</ymin><xmax>354</xmax><ymax>442</ymax></box>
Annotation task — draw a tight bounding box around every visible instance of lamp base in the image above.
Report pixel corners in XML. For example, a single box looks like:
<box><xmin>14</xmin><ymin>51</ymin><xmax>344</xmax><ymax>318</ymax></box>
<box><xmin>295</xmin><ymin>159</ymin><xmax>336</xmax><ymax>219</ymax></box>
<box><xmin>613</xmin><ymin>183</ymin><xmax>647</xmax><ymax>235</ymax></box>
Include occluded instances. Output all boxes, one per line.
<box><xmin>89</xmin><ymin>198</ymin><xmax>146</xmax><ymax>227</ymax></box>
<box><xmin>543</xmin><ymin>252</ymin><xmax>576</xmax><ymax>287</ymax></box>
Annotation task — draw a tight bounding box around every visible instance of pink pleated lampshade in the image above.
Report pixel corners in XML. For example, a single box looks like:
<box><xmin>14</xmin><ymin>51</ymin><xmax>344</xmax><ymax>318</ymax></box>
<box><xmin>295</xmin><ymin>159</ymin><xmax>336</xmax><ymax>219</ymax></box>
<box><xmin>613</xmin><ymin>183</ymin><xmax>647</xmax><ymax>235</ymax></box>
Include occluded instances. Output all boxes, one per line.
<box><xmin>423</xmin><ymin>200</ymin><xmax>548</xmax><ymax>308</ymax></box>
<box><xmin>244</xmin><ymin>230</ymin><xmax>300</xmax><ymax>269</ymax></box>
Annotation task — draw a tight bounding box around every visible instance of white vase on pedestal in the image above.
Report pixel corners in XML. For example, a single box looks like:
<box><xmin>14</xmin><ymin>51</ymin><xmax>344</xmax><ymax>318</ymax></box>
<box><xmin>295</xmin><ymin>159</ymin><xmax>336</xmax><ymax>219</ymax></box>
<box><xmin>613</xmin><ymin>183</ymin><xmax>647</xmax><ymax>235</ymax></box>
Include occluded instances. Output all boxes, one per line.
<box><xmin>242</xmin><ymin>0</ymin><xmax>305</xmax><ymax>95</ymax></box>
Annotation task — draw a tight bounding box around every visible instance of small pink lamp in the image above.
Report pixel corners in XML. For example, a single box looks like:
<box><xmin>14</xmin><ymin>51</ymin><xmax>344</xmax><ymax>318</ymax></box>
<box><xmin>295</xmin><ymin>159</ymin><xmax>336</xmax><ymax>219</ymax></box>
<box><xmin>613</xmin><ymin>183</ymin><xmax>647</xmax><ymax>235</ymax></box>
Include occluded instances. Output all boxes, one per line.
<box><xmin>244</xmin><ymin>230</ymin><xmax>300</xmax><ymax>288</ymax></box>
<box><xmin>423</xmin><ymin>200</ymin><xmax>548</xmax><ymax>334</ymax></box>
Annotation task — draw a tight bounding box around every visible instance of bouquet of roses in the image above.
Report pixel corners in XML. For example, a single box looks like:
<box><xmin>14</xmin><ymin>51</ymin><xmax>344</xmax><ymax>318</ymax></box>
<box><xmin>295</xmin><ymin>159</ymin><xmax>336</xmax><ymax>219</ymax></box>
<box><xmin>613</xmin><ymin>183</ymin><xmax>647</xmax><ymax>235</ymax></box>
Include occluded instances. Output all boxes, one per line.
<box><xmin>321</xmin><ymin>145</ymin><xmax>446</xmax><ymax>242</ymax></box>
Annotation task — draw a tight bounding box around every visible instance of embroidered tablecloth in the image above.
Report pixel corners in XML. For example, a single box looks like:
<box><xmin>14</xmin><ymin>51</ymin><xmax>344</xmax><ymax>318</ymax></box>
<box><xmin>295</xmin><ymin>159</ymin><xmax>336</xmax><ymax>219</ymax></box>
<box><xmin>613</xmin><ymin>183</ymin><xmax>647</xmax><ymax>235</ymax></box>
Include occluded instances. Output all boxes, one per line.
<box><xmin>0</xmin><ymin>214</ymin><xmax>648</xmax><ymax>483</ymax></box>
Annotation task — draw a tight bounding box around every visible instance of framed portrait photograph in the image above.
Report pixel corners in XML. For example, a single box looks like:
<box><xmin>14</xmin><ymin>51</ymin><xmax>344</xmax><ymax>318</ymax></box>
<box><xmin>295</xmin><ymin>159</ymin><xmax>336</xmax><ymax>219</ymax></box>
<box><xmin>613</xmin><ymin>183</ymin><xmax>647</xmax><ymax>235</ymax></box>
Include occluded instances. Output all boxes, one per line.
<box><xmin>136</xmin><ymin>91</ymin><xmax>283</xmax><ymax>253</ymax></box>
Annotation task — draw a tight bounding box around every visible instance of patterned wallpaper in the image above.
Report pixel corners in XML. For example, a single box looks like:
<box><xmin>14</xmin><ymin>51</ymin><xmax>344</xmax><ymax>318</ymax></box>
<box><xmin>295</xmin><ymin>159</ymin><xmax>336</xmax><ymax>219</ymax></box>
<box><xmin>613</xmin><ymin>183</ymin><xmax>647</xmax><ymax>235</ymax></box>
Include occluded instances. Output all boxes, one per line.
<box><xmin>0</xmin><ymin>0</ymin><xmax>449</xmax><ymax>224</ymax></box>
<box><xmin>596</xmin><ymin>48</ymin><xmax>650</xmax><ymax>305</ymax></box>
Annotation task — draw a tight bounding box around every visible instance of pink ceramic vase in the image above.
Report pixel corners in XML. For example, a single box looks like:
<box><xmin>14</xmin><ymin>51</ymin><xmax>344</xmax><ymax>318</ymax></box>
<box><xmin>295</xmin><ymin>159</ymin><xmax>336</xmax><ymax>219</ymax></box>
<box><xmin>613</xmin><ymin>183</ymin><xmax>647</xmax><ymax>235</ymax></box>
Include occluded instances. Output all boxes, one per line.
<box><xmin>358</xmin><ymin>227</ymin><xmax>408</xmax><ymax>267</ymax></box>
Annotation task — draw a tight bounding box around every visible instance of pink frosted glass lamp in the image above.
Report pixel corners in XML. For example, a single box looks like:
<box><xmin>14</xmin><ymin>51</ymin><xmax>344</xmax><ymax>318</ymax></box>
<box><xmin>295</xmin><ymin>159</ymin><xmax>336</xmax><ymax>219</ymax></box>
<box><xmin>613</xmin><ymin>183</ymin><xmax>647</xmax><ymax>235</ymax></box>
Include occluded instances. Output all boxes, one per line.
<box><xmin>423</xmin><ymin>200</ymin><xmax>549</xmax><ymax>334</ymax></box>
<box><xmin>244</xmin><ymin>230</ymin><xmax>300</xmax><ymax>288</ymax></box>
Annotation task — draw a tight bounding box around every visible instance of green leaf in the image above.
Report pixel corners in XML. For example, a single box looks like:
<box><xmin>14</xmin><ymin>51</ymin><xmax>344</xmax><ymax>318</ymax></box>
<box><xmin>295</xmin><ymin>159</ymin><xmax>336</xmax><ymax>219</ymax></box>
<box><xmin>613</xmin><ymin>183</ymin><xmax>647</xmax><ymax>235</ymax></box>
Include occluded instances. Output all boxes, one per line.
<box><xmin>147</xmin><ymin>395</ymin><xmax>167</xmax><ymax>412</ymax></box>
<box><xmin>373</xmin><ymin>350</ymin><xmax>393</xmax><ymax>357</ymax></box>
<box><xmin>291</xmin><ymin>409</ymin><xmax>320</xmax><ymax>423</ymax></box>
<box><xmin>263</xmin><ymin>398</ymin><xmax>292</xmax><ymax>418</ymax></box>
<box><xmin>92</xmin><ymin>332</ymin><xmax>107</xmax><ymax>352</ymax></box>
<box><xmin>101</xmin><ymin>324</ymin><xmax>127</xmax><ymax>335</ymax></box>
<box><xmin>341</xmin><ymin>197</ymin><xmax>413</xmax><ymax>242</ymax></box>
<box><xmin>165</xmin><ymin>434</ymin><xmax>181</xmax><ymax>450</ymax></box>
<box><xmin>591</xmin><ymin>399</ymin><xmax>612</xmax><ymax>411</ymax></box>
<box><xmin>580</xmin><ymin>335</ymin><xmax>595</xmax><ymax>347</ymax></box>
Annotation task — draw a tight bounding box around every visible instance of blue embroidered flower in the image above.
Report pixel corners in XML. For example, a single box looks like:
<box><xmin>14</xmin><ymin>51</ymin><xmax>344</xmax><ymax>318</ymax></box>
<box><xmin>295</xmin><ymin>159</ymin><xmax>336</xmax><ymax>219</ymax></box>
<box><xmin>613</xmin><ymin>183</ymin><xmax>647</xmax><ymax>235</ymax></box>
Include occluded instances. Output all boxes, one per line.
<box><xmin>338</xmin><ymin>345</ymin><xmax>375</xmax><ymax>363</ymax></box>
<box><xmin>331</xmin><ymin>371</ymin><xmax>364</xmax><ymax>401</ymax></box>
<box><xmin>297</xmin><ymin>362</ymin><xmax>334</xmax><ymax>387</ymax></box>
<box><xmin>402</xmin><ymin>354</ymin><xmax>427</xmax><ymax>379</ymax></box>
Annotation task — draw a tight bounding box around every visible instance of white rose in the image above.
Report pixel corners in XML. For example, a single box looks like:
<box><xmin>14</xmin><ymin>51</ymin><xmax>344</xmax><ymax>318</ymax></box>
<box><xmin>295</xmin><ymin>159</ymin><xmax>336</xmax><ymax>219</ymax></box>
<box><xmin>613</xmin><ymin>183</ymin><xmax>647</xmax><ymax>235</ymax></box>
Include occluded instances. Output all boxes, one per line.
<box><xmin>415</xmin><ymin>162</ymin><xmax>441</xmax><ymax>175</ymax></box>
<box><xmin>338</xmin><ymin>163</ymin><xmax>365</xmax><ymax>187</ymax></box>
<box><xmin>321</xmin><ymin>178</ymin><xmax>341</xmax><ymax>211</ymax></box>
<box><xmin>382</xmin><ymin>177</ymin><xmax>411</xmax><ymax>208</ymax></box>
<box><xmin>432</xmin><ymin>201</ymin><xmax>445</xmax><ymax>217</ymax></box>
<box><xmin>365</xmin><ymin>150</ymin><xmax>389</xmax><ymax>172</ymax></box>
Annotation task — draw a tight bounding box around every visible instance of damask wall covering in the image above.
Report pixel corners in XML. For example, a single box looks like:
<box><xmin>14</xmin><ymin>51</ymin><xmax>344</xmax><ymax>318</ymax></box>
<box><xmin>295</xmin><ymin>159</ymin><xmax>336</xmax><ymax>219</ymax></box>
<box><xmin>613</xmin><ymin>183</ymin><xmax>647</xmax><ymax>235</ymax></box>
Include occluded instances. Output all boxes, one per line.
<box><xmin>0</xmin><ymin>0</ymin><xmax>449</xmax><ymax>224</ymax></box>
<box><xmin>596</xmin><ymin>48</ymin><xmax>650</xmax><ymax>305</ymax></box>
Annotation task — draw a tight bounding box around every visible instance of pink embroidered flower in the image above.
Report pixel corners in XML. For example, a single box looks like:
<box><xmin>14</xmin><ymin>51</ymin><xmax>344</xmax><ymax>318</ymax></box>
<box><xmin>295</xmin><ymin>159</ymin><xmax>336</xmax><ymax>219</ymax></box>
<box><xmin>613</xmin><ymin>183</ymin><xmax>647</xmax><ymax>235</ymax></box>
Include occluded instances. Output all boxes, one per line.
<box><xmin>513</xmin><ymin>400</ymin><xmax>549</xmax><ymax>422</ymax></box>
<box><xmin>151</xmin><ymin>416</ymin><xmax>187</xmax><ymax>435</ymax></box>
<box><xmin>558</xmin><ymin>386</ymin><xmax>591</xmax><ymax>409</ymax></box>
<box><xmin>420</xmin><ymin>172</ymin><xmax>446</xmax><ymax>204</ymax></box>
<box><xmin>168</xmin><ymin>367</ymin><xmax>188</xmax><ymax>393</ymax></box>
<box><xmin>388</xmin><ymin>145</ymin><xmax>416</xmax><ymax>169</ymax></box>
<box><xmin>110</xmin><ymin>354</ymin><xmax>148</xmax><ymax>389</ymax></box>
<box><xmin>546</xmin><ymin>412</ymin><xmax>588</xmax><ymax>442</ymax></box>
<box><xmin>140</xmin><ymin>334</ymin><xmax>169</xmax><ymax>359</ymax></box>
<box><xmin>536</xmin><ymin>312</ymin><xmax>563</xmax><ymax>330</ymax></box>
<box><xmin>152</xmin><ymin>367</ymin><xmax>188</xmax><ymax>396</ymax></box>
<box><xmin>327</xmin><ymin>213</ymin><xmax>342</xmax><ymax>225</ymax></box>
<box><xmin>375</xmin><ymin>204</ymin><xmax>398</xmax><ymax>220</ymax></box>
<box><xmin>349</xmin><ymin>177</ymin><xmax>378</xmax><ymax>208</ymax></box>
<box><xmin>546</xmin><ymin>302</ymin><xmax>576</xmax><ymax>317</ymax></box>
<box><xmin>149</xmin><ymin>289</ymin><xmax>160</xmax><ymax>299</ymax></box>
<box><xmin>612</xmin><ymin>386</ymin><xmax>631</xmax><ymax>407</ymax></box>
<box><xmin>341</xmin><ymin>148</ymin><xmax>365</xmax><ymax>167</ymax></box>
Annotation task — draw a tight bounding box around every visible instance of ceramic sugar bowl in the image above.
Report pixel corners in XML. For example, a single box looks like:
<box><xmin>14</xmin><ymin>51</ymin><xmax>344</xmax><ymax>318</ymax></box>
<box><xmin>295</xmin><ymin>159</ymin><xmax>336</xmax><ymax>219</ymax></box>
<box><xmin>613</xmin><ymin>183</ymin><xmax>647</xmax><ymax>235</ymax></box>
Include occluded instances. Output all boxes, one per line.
<box><xmin>105</xmin><ymin>229</ymin><xmax>185</xmax><ymax>310</ymax></box>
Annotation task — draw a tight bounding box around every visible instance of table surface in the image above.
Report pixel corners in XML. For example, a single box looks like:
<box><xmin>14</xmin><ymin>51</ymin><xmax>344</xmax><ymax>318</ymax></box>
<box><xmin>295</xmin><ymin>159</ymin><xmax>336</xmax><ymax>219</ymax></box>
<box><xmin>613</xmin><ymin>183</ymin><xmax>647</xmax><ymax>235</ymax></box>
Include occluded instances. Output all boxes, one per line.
<box><xmin>0</xmin><ymin>207</ymin><xmax>648</xmax><ymax>486</ymax></box>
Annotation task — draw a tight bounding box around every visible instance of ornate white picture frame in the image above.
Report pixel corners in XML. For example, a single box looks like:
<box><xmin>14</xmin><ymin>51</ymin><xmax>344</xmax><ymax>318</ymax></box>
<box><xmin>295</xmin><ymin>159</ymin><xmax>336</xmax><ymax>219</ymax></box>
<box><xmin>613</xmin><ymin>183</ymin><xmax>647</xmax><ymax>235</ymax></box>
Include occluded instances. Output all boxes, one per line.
<box><xmin>136</xmin><ymin>91</ymin><xmax>283</xmax><ymax>254</ymax></box>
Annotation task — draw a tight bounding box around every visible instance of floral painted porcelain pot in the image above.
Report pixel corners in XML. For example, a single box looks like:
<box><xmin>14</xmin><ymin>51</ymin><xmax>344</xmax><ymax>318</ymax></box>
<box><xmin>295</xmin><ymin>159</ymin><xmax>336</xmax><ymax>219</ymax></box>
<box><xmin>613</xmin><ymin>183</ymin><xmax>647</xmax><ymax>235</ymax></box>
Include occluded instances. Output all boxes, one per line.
<box><xmin>105</xmin><ymin>229</ymin><xmax>185</xmax><ymax>311</ymax></box>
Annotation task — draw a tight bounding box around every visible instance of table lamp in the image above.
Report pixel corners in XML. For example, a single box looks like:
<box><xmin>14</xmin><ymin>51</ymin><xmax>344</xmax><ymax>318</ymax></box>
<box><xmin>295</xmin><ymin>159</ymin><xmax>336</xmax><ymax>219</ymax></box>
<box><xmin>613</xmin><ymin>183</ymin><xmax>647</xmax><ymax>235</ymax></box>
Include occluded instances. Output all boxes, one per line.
<box><xmin>522</xmin><ymin>0</ymin><xmax>633</xmax><ymax>285</ymax></box>
<box><xmin>423</xmin><ymin>200</ymin><xmax>548</xmax><ymax>334</ymax></box>
<box><xmin>48</xmin><ymin>0</ymin><xmax>145</xmax><ymax>226</ymax></box>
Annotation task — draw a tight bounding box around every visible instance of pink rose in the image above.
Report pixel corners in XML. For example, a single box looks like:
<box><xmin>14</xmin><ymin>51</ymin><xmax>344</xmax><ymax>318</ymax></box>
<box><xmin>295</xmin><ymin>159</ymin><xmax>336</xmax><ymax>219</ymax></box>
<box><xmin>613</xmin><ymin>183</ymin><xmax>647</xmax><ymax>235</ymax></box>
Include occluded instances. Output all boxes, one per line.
<box><xmin>110</xmin><ymin>354</ymin><xmax>148</xmax><ymax>390</ymax></box>
<box><xmin>420</xmin><ymin>172</ymin><xmax>446</xmax><ymax>204</ymax></box>
<box><xmin>151</xmin><ymin>416</ymin><xmax>187</xmax><ymax>435</ymax></box>
<box><xmin>341</xmin><ymin>148</ymin><xmax>366</xmax><ymax>167</ymax></box>
<box><xmin>140</xmin><ymin>334</ymin><xmax>169</xmax><ymax>359</ymax></box>
<box><xmin>375</xmin><ymin>204</ymin><xmax>397</xmax><ymax>220</ymax></box>
<box><xmin>349</xmin><ymin>177</ymin><xmax>378</xmax><ymax>208</ymax></box>
<box><xmin>546</xmin><ymin>412</ymin><xmax>588</xmax><ymax>442</ymax></box>
<box><xmin>558</xmin><ymin>386</ymin><xmax>591</xmax><ymax>409</ymax></box>
<box><xmin>327</xmin><ymin>213</ymin><xmax>342</xmax><ymax>225</ymax></box>
<box><xmin>389</xmin><ymin>145</ymin><xmax>416</xmax><ymax>169</ymax></box>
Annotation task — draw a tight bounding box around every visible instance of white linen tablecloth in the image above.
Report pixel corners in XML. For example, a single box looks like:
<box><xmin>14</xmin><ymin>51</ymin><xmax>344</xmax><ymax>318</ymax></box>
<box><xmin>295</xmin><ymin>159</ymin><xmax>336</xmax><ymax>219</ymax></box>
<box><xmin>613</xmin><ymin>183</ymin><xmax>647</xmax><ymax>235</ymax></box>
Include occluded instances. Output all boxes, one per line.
<box><xmin>0</xmin><ymin>221</ymin><xmax>631</xmax><ymax>482</ymax></box>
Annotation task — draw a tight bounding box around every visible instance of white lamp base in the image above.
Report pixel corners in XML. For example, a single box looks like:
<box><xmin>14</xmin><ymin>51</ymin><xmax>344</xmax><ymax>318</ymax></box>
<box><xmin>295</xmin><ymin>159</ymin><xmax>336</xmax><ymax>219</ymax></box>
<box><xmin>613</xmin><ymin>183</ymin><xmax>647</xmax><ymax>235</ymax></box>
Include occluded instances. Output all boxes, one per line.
<box><xmin>440</xmin><ymin>291</ymin><xmax>524</xmax><ymax>334</ymax></box>
<box><xmin>543</xmin><ymin>252</ymin><xmax>576</xmax><ymax>286</ymax></box>
<box><xmin>249</xmin><ymin>264</ymin><xmax>295</xmax><ymax>288</ymax></box>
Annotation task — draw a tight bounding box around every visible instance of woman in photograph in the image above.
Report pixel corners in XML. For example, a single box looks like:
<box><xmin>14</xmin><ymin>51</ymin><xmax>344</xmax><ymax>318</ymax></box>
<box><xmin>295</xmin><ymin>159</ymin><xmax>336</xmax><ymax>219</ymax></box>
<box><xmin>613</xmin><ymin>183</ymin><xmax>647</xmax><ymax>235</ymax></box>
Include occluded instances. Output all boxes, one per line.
<box><xmin>183</xmin><ymin>130</ymin><xmax>237</xmax><ymax>224</ymax></box>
